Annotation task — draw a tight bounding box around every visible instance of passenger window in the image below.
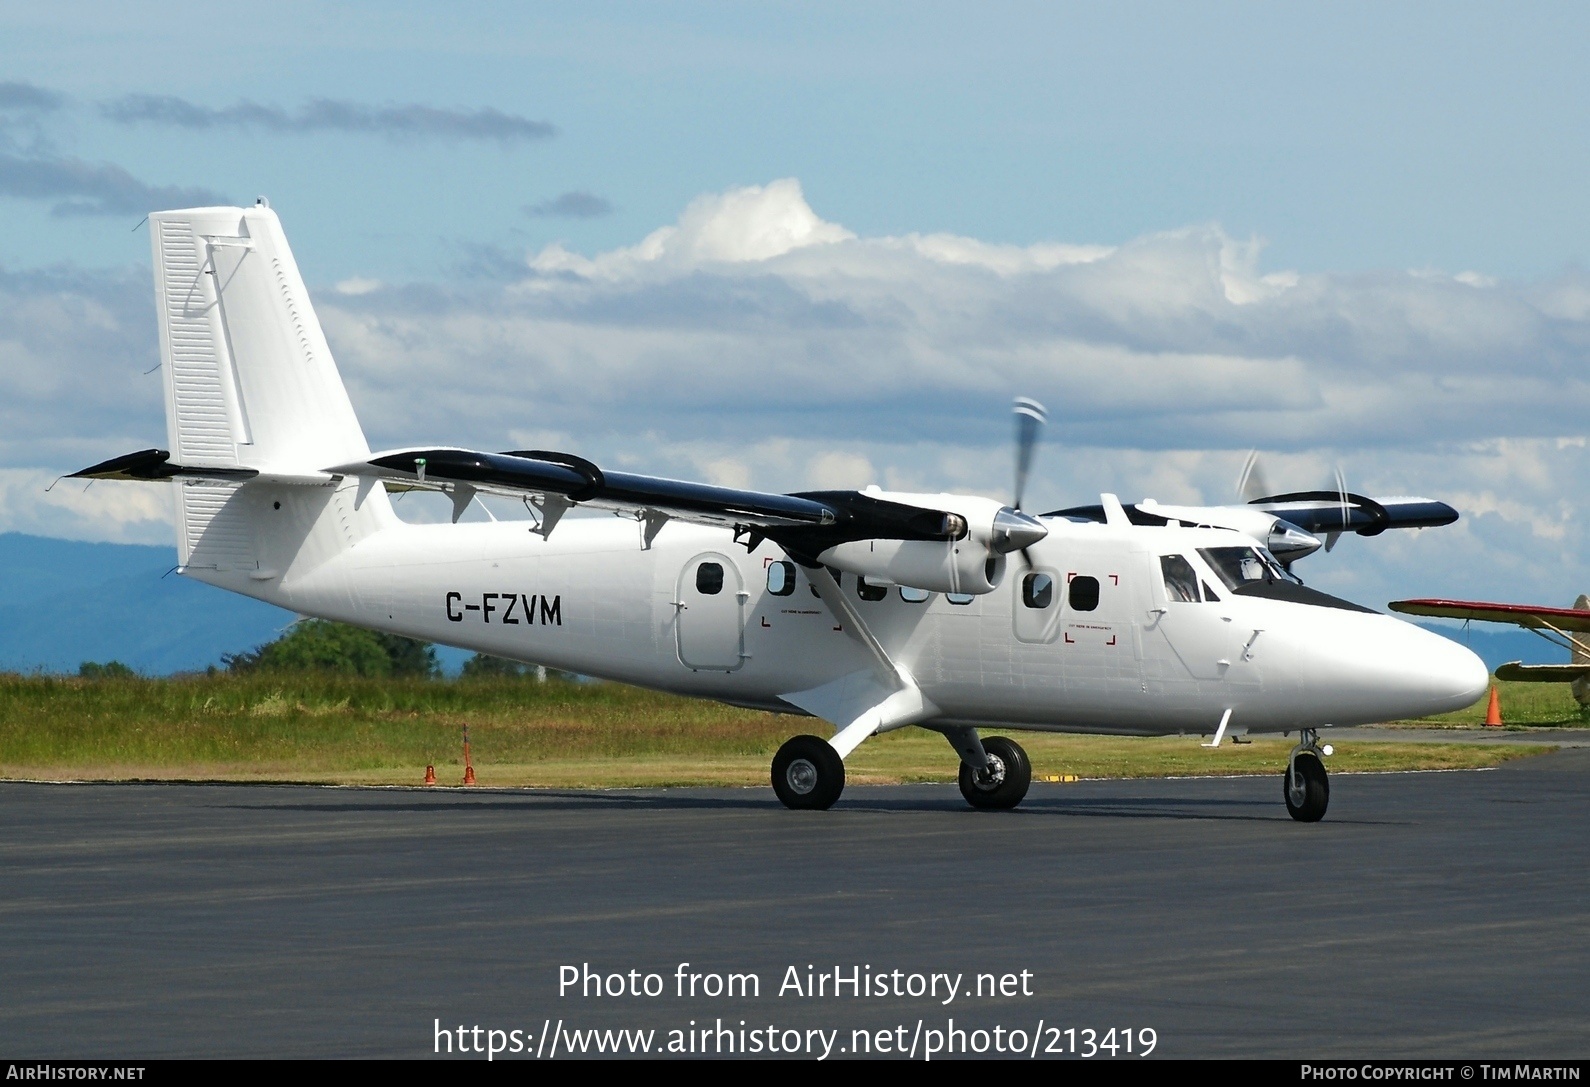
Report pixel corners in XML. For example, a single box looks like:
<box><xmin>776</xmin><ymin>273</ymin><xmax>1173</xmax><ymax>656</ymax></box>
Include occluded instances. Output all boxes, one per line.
<box><xmin>1022</xmin><ymin>572</ymin><xmax>1054</xmax><ymax>609</ymax></box>
<box><xmin>696</xmin><ymin>562</ymin><xmax>724</xmax><ymax>595</ymax></box>
<box><xmin>899</xmin><ymin>586</ymin><xmax>930</xmax><ymax>603</ymax></box>
<box><xmin>1160</xmin><ymin>555</ymin><xmax>1200</xmax><ymax>603</ymax></box>
<box><xmin>1068</xmin><ymin>574</ymin><xmax>1100</xmax><ymax>611</ymax></box>
<box><xmin>946</xmin><ymin>593</ymin><xmax>974</xmax><ymax>606</ymax></box>
<box><xmin>857</xmin><ymin>576</ymin><xmax>888</xmax><ymax>602</ymax></box>
<box><xmin>766</xmin><ymin>560</ymin><xmax>796</xmax><ymax>597</ymax></box>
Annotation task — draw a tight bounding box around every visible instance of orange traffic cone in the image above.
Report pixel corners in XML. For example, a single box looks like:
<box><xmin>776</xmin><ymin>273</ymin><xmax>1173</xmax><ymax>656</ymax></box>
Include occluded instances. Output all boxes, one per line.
<box><xmin>462</xmin><ymin>725</ymin><xmax>476</xmax><ymax>786</ymax></box>
<box><xmin>424</xmin><ymin>764</ymin><xmax>436</xmax><ymax>786</ymax></box>
<box><xmin>1484</xmin><ymin>685</ymin><xmax>1502</xmax><ymax>727</ymax></box>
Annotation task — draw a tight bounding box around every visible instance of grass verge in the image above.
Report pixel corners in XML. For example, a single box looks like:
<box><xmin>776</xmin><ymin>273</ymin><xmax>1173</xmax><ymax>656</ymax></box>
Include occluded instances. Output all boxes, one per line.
<box><xmin>0</xmin><ymin>672</ymin><xmax>1551</xmax><ymax>788</ymax></box>
<box><xmin>1390</xmin><ymin>678</ymin><xmax>1589</xmax><ymax>729</ymax></box>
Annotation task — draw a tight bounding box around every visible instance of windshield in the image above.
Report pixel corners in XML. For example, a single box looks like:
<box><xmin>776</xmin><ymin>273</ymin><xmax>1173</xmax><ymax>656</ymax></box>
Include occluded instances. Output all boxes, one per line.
<box><xmin>1197</xmin><ymin>546</ymin><xmax>1301</xmax><ymax>590</ymax></box>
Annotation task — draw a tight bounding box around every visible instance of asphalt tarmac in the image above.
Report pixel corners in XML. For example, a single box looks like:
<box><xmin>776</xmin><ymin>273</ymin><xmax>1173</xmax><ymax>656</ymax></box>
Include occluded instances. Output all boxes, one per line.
<box><xmin>2</xmin><ymin>750</ymin><xmax>1587</xmax><ymax>1060</ymax></box>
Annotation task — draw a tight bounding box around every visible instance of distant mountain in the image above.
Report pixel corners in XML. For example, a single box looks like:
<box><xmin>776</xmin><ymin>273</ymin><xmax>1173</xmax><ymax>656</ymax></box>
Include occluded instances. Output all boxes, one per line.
<box><xmin>0</xmin><ymin>533</ymin><xmax>294</xmax><ymax>675</ymax></box>
<box><xmin>0</xmin><ymin>532</ymin><xmax>1564</xmax><ymax>676</ymax></box>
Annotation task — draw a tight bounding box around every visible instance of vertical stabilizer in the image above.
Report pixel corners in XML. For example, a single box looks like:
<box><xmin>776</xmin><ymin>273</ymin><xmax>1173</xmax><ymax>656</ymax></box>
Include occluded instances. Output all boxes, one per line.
<box><xmin>151</xmin><ymin>205</ymin><xmax>370</xmax><ymax>472</ymax></box>
<box><xmin>150</xmin><ymin>205</ymin><xmax>392</xmax><ymax>574</ymax></box>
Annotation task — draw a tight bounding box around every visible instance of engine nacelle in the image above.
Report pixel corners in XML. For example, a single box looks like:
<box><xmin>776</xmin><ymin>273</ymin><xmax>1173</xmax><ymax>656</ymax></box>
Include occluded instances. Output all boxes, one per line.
<box><xmin>1137</xmin><ymin>500</ymin><xmax>1322</xmax><ymax>564</ymax></box>
<box><xmin>819</xmin><ymin>537</ymin><xmax>1007</xmax><ymax>595</ymax></box>
<box><xmin>816</xmin><ymin>491</ymin><xmax>1046</xmax><ymax>595</ymax></box>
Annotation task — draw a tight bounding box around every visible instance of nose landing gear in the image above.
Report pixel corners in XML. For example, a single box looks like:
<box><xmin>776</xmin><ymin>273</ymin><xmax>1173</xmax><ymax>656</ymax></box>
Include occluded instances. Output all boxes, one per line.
<box><xmin>1284</xmin><ymin>728</ymin><xmax>1331</xmax><ymax>822</ymax></box>
<box><xmin>956</xmin><ymin>735</ymin><xmax>1032</xmax><ymax>810</ymax></box>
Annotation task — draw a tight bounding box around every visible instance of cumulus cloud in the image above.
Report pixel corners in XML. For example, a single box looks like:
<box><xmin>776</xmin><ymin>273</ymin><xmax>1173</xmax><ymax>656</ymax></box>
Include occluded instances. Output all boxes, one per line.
<box><xmin>102</xmin><ymin>95</ymin><xmax>556</xmax><ymax>141</ymax></box>
<box><xmin>9</xmin><ymin>176</ymin><xmax>1590</xmax><ymax>608</ymax></box>
<box><xmin>526</xmin><ymin>191</ymin><xmax>614</xmax><ymax>218</ymax></box>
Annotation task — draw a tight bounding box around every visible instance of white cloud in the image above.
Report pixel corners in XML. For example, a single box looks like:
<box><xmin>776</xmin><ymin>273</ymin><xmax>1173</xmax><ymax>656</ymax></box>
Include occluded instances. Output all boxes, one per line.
<box><xmin>529</xmin><ymin>177</ymin><xmax>854</xmax><ymax>278</ymax></box>
<box><xmin>8</xmin><ymin>178</ymin><xmax>1590</xmax><ymax>610</ymax></box>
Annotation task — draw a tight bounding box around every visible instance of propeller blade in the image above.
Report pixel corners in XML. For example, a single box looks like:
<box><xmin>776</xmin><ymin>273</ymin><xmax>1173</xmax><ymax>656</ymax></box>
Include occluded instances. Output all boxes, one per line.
<box><xmin>1331</xmin><ymin>465</ymin><xmax>1349</xmax><ymax>533</ymax></box>
<box><xmin>1237</xmin><ymin>450</ymin><xmax>1271</xmax><ymax>504</ymax></box>
<box><xmin>1012</xmin><ymin>397</ymin><xmax>1047</xmax><ymax>511</ymax></box>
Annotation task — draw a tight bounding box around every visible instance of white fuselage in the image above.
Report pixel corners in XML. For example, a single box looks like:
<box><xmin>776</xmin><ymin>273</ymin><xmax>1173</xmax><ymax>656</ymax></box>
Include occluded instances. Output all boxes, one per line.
<box><xmin>189</xmin><ymin>504</ymin><xmax>1488</xmax><ymax>737</ymax></box>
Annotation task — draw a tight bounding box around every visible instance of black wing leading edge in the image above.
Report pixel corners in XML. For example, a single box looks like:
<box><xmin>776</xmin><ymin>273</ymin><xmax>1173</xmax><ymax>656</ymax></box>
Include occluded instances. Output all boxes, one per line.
<box><xmin>330</xmin><ymin>447</ymin><xmax>963</xmax><ymax>555</ymax></box>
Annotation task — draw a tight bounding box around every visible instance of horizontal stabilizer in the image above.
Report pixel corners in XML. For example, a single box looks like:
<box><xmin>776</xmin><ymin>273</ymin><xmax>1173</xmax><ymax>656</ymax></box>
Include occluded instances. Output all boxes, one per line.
<box><xmin>70</xmin><ymin>448</ymin><xmax>258</xmax><ymax>482</ymax></box>
<box><xmin>1389</xmin><ymin>599</ymin><xmax>1590</xmax><ymax>633</ymax></box>
<box><xmin>1494</xmin><ymin>661</ymin><xmax>1590</xmax><ymax>683</ymax></box>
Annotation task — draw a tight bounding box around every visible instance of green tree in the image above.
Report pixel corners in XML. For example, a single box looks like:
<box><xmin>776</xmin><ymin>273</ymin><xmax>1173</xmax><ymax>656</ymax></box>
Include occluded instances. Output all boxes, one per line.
<box><xmin>78</xmin><ymin>660</ymin><xmax>135</xmax><ymax>679</ymax></box>
<box><xmin>225</xmin><ymin>621</ymin><xmax>439</xmax><ymax>678</ymax></box>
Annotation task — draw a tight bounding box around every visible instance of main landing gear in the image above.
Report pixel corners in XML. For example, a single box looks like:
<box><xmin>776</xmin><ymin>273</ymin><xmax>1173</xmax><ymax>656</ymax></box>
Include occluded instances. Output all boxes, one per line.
<box><xmin>1285</xmin><ymin>728</ymin><xmax>1332</xmax><ymax>822</ymax></box>
<box><xmin>772</xmin><ymin>735</ymin><xmax>846</xmax><ymax>810</ymax></box>
<box><xmin>769</xmin><ymin>729</ymin><xmax>1034</xmax><ymax>811</ymax></box>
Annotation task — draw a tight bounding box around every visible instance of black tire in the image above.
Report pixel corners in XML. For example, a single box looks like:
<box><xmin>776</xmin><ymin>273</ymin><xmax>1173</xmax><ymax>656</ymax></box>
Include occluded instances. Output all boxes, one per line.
<box><xmin>1284</xmin><ymin>751</ymin><xmax>1330</xmax><ymax>822</ymax></box>
<box><xmin>772</xmin><ymin>735</ymin><xmax>845</xmax><ymax>810</ymax></box>
<box><xmin>958</xmin><ymin>736</ymin><xmax>1032</xmax><ymax>810</ymax></box>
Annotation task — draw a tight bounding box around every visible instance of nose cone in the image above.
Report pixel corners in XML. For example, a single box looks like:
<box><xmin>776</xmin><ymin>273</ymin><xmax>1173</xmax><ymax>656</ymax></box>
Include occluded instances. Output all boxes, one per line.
<box><xmin>1326</xmin><ymin>618</ymin><xmax>1491</xmax><ymax>722</ymax></box>
<box><xmin>991</xmin><ymin>507</ymin><xmax>1048</xmax><ymax>554</ymax></box>
<box><xmin>1401</xmin><ymin>625</ymin><xmax>1492</xmax><ymax>714</ymax></box>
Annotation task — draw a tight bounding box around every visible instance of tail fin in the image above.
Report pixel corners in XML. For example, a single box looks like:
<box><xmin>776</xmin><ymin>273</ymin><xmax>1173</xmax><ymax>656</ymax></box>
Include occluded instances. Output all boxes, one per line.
<box><xmin>152</xmin><ymin>204</ymin><xmax>369</xmax><ymax>472</ymax></box>
<box><xmin>149</xmin><ymin>204</ymin><xmax>393</xmax><ymax>575</ymax></box>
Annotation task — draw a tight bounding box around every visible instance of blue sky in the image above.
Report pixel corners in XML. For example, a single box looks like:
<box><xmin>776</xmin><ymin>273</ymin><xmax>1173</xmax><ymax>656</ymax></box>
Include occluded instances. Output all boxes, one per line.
<box><xmin>3</xmin><ymin>2</ymin><xmax>1590</xmax><ymax>612</ymax></box>
<box><xmin>6</xmin><ymin>2</ymin><xmax>1590</xmax><ymax>279</ymax></box>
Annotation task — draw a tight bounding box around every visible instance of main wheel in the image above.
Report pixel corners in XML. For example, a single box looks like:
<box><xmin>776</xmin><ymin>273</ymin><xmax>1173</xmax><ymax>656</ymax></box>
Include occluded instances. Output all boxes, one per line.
<box><xmin>1283</xmin><ymin>751</ymin><xmax>1330</xmax><ymax>822</ymax></box>
<box><xmin>771</xmin><ymin>735</ymin><xmax>846</xmax><ymax>810</ymax></box>
<box><xmin>958</xmin><ymin>736</ymin><xmax>1032</xmax><ymax>810</ymax></box>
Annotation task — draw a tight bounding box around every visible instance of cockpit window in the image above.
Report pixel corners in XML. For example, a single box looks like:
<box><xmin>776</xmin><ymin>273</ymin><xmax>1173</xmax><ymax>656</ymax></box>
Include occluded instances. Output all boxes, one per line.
<box><xmin>1197</xmin><ymin>546</ymin><xmax>1300</xmax><ymax>591</ymax></box>
<box><xmin>1160</xmin><ymin>554</ymin><xmax>1200</xmax><ymax>603</ymax></box>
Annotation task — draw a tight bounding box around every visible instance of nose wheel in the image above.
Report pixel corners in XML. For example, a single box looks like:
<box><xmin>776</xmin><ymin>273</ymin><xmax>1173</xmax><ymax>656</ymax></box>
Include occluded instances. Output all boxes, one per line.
<box><xmin>958</xmin><ymin>736</ymin><xmax>1032</xmax><ymax>810</ymax></box>
<box><xmin>1284</xmin><ymin>729</ymin><xmax>1330</xmax><ymax>822</ymax></box>
<box><xmin>772</xmin><ymin>735</ymin><xmax>846</xmax><ymax>810</ymax></box>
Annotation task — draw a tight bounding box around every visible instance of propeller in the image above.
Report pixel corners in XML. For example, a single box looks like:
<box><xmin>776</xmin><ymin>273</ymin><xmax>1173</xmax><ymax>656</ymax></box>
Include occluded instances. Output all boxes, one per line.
<box><xmin>1238</xmin><ymin>450</ymin><xmax>1352</xmax><ymax>556</ymax></box>
<box><xmin>1013</xmin><ymin>396</ymin><xmax>1047</xmax><ymax>513</ymax></box>
<box><xmin>1236</xmin><ymin>449</ymin><xmax>1271</xmax><ymax>505</ymax></box>
<box><xmin>1004</xmin><ymin>397</ymin><xmax>1050</xmax><ymax>571</ymax></box>
<box><xmin>1323</xmin><ymin>464</ymin><xmax>1349</xmax><ymax>552</ymax></box>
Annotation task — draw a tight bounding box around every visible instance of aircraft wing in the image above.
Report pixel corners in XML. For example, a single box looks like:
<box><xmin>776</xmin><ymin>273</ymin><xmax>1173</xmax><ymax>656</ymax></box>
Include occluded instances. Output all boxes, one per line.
<box><xmin>1388</xmin><ymin>599</ymin><xmax>1590</xmax><ymax>633</ymax></box>
<box><xmin>1494</xmin><ymin>662</ymin><xmax>1590</xmax><ymax>683</ymax></box>
<box><xmin>1248</xmin><ymin>493</ymin><xmax>1457</xmax><ymax>536</ymax></box>
<box><xmin>326</xmin><ymin>446</ymin><xmax>963</xmax><ymax>548</ymax></box>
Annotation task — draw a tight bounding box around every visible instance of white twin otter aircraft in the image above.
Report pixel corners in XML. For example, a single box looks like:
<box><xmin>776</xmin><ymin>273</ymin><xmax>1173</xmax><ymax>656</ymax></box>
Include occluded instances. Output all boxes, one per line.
<box><xmin>76</xmin><ymin>204</ymin><xmax>1488</xmax><ymax>821</ymax></box>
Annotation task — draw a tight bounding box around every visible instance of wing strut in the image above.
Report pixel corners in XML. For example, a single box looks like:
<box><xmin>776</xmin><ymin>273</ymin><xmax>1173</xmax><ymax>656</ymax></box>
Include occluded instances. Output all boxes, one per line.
<box><xmin>779</xmin><ymin>566</ymin><xmax>939</xmax><ymax>757</ymax></box>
